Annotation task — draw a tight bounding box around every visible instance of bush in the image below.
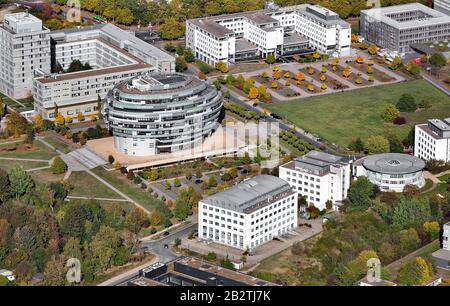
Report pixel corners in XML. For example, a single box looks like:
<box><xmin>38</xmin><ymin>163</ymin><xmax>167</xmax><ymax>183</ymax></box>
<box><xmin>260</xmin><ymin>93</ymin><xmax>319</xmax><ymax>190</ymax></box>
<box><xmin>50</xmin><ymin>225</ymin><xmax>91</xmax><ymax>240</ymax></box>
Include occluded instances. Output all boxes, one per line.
<box><xmin>418</xmin><ymin>99</ymin><xmax>432</xmax><ymax>109</ymax></box>
<box><xmin>127</xmin><ymin>171</ymin><xmax>135</xmax><ymax>180</ymax></box>
<box><xmin>393</xmin><ymin>117</ymin><xmax>406</xmax><ymax>125</ymax></box>
<box><xmin>396</xmin><ymin>94</ymin><xmax>417</xmax><ymax>112</ymax></box>
<box><xmin>108</xmin><ymin>155</ymin><xmax>115</xmax><ymax>164</ymax></box>
<box><xmin>173</xmin><ymin>178</ymin><xmax>181</xmax><ymax>187</ymax></box>
<box><xmin>133</xmin><ymin>176</ymin><xmax>142</xmax><ymax>185</ymax></box>
<box><xmin>207</xmin><ymin>252</ymin><xmax>217</xmax><ymax>261</ymax></box>
<box><xmin>50</xmin><ymin>156</ymin><xmax>67</xmax><ymax>174</ymax></box>
<box><xmin>140</xmin><ymin>182</ymin><xmax>147</xmax><ymax>189</ymax></box>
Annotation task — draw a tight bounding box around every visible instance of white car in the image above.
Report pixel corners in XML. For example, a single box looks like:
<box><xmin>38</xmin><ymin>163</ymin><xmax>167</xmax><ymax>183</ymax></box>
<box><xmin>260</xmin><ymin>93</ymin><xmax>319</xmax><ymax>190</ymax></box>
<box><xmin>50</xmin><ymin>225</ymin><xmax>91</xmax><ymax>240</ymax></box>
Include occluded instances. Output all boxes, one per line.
<box><xmin>0</xmin><ymin>269</ymin><xmax>15</xmax><ymax>282</ymax></box>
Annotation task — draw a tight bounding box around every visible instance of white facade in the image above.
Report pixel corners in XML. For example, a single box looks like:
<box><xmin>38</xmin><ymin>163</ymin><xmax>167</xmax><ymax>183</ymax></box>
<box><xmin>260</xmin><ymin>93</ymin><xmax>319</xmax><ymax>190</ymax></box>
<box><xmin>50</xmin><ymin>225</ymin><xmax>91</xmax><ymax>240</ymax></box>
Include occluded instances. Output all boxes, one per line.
<box><xmin>0</xmin><ymin>13</ymin><xmax>50</xmax><ymax>99</ymax></box>
<box><xmin>198</xmin><ymin>175</ymin><xmax>297</xmax><ymax>250</ymax></box>
<box><xmin>444</xmin><ymin>222</ymin><xmax>449</xmax><ymax>251</ymax></box>
<box><xmin>279</xmin><ymin>151</ymin><xmax>351</xmax><ymax>211</ymax></box>
<box><xmin>186</xmin><ymin>4</ymin><xmax>350</xmax><ymax>66</ymax></box>
<box><xmin>31</xmin><ymin>23</ymin><xmax>174</xmax><ymax>121</ymax></box>
<box><xmin>354</xmin><ymin>153</ymin><xmax>426</xmax><ymax>192</ymax></box>
<box><xmin>415</xmin><ymin>119</ymin><xmax>450</xmax><ymax>162</ymax></box>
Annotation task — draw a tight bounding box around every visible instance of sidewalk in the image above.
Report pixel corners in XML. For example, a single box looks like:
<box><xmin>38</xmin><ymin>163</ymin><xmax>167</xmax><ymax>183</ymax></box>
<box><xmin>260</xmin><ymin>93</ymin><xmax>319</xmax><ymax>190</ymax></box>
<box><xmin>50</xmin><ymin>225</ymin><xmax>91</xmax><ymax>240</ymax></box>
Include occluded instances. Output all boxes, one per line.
<box><xmin>140</xmin><ymin>213</ymin><xmax>198</xmax><ymax>241</ymax></box>
<box><xmin>180</xmin><ymin>218</ymin><xmax>323</xmax><ymax>268</ymax></box>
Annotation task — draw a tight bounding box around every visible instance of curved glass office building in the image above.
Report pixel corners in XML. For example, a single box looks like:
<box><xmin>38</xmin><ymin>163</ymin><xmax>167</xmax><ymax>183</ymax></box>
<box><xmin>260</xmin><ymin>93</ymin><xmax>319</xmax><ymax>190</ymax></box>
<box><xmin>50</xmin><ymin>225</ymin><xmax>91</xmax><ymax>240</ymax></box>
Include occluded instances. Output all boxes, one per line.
<box><xmin>103</xmin><ymin>73</ymin><xmax>223</xmax><ymax>156</ymax></box>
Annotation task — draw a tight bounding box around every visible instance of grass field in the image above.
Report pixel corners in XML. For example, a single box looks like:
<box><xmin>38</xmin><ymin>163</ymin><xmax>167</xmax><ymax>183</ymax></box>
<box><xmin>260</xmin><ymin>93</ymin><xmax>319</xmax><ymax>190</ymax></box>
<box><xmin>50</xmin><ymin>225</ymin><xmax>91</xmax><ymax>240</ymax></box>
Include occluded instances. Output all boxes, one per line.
<box><xmin>67</xmin><ymin>171</ymin><xmax>123</xmax><ymax>199</ymax></box>
<box><xmin>264</xmin><ymin>80</ymin><xmax>450</xmax><ymax>148</ymax></box>
<box><xmin>91</xmin><ymin>167</ymin><xmax>163</xmax><ymax>213</ymax></box>
<box><xmin>0</xmin><ymin>159</ymin><xmax>49</xmax><ymax>171</ymax></box>
<box><xmin>43</xmin><ymin>136</ymin><xmax>71</xmax><ymax>154</ymax></box>
<box><xmin>0</xmin><ymin>140</ymin><xmax>57</xmax><ymax>160</ymax></box>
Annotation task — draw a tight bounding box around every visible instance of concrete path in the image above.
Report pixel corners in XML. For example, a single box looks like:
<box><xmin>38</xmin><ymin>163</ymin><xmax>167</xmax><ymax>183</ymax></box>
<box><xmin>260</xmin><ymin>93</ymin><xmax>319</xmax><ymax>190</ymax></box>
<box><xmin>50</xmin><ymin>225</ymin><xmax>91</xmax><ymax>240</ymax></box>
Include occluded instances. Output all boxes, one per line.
<box><xmin>66</xmin><ymin>195</ymin><xmax>130</xmax><ymax>202</ymax></box>
<box><xmin>421</xmin><ymin>73</ymin><xmax>450</xmax><ymax>96</ymax></box>
<box><xmin>26</xmin><ymin>165</ymin><xmax>51</xmax><ymax>172</ymax></box>
<box><xmin>0</xmin><ymin>157</ymin><xmax>50</xmax><ymax>162</ymax></box>
<box><xmin>0</xmin><ymin>139</ymin><xmax>25</xmax><ymax>146</ymax></box>
<box><xmin>85</xmin><ymin>169</ymin><xmax>151</xmax><ymax>214</ymax></box>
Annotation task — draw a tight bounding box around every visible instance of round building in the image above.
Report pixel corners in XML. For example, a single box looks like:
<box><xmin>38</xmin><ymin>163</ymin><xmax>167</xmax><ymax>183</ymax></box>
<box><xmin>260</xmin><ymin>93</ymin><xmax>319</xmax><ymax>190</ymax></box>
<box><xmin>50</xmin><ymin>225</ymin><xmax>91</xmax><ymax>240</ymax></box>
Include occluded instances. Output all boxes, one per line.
<box><xmin>355</xmin><ymin>153</ymin><xmax>426</xmax><ymax>192</ymax></box>
<box><xmin>103</xmin><ymin>73</ymin><xmax>223</xmax><ymax>156</ymax></box>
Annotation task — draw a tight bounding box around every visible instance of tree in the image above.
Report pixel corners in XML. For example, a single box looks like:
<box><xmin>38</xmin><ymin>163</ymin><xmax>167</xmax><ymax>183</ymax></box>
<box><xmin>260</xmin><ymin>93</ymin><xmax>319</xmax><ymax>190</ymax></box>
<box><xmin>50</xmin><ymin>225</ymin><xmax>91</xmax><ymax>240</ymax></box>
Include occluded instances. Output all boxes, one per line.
<box><xmin>368</xmin><ymin>44</ymin><xmax>378</xmax><ymax>55</ymax></box>
<box><xmin>175</xmin><ymin>56</ymin><xmax>187</xmax><ymax>72</ymax></box>
<box><xmin>387</xmin><ymin>134</ymin><xmax>404</xmax><ymax>153</ymax></box>
<box><xmin>184</xmin><ymin>49</ymin><xmax>195</xmax><ymax>62</ymax></box>
<box><xmin>50</xmin><ymin>157</ymin><xmax>68</xmax><ymax>174</ymax></box>
<box><xmin>174</xmin><ymin>237</ymin><xmax>181</xmax><ymax>247</ymax></box>
<box><xmin>173</xmin><ymin>178</ymin><xmax>181</xmax><ymax>187</ymax></box>
<box><xmin>398</xmin><ymin>257</ymin><xmax>430</xmax><ymax>285</ymax></box>
<box><xmin>296</xmin><ymin>72</ymin><xmax>305</xmax><ymax>82</ymax></box>
<box><xmin>393</xmin><ymin>196</ymin><xmax>431</xmax><ymax>229</ymax></box>
<box><xmin>150</xmin><ymin>210</ymin><xmax>162</xmax><ymax>226</ymax></box>
<box><xmin>429</xmin><ymin>52</ymin><xmax>446</xmax><ymax>68</ymax></box>
<box><xmin>381</xmin><ymin>104</ymin><xmax>400</xmax><ymax>122</ymax></box>
<box><xmin>248</xmin><ymin>87</ymin><xmax>259</xmax><ymax>99</ymax></box>
<box><xmin>365</xmin><ymin>135</ymin><xmax>390</xmax><ymax>154</ymax></box>
<box><xmin>389</xmin><ymin>56</ymin><xmax>402</xmax><ymax>70</ymax></box>
<box><xmin>60</xmin><ymin>203</ymin><xmax>89</xmax><ymax>240</ymax></box>
<box><xmin>108</xmin><ymin>155</ymin><xmax>115</xmax><ymax>164</ymax></box>
<box><xmin>0</xmin><ymin>97</ymin><xmax>5</xmax><ymax>118</ymax></box>
<box><xmin>405</xmin><ymin>61</ymin><xmax>421</xmax><ymax>75</ymax></box>
<box><xmin>0</xmin><ymin>168</ymin><xmax>11</xmax><ymax>204</ymax></box>
<box><xmin>63</xmin><ymin>237</ymin><xmax>82</xmax><ymax>259</ymax></box>
<box><xmin>33</xmin><ymin>113</ymin><xmax>43</xmax><ymax>131</ymax></box>
<box><xmin>164</xmin><ymin>180</ymin><xmax>171</xmax><ymax>190</ymax></box>
<box><xmin>96</xmin><ymin>95</ymin><xmax>103</xmax><ymax>121</ymax></box>
<box><xmin>89</xmin><ymin>226</ymin><xmax>121</xmax><ymax>270</ymax></box>
<box><xmin>265</xmin><ymin>53</ymin><xmax>276</xmax><ymax>64</ymax></box>
<box><xmin>423</xmin><ymin>221</ymin><xmax>440</xmax><ymax>240</ymax></box>
<box><xmin>8</xmin><ymin>165</ymin><xmax>33</xmax><ymax>198</ymax></box>
<box><xmin>208</xmin><ymin>176</ymin><xmax>218</xmax><ymax>188</ymax></box>
<box><xmin>348</xmin><ymin>177</ymin><xmax>377</xmax><ymax>209</ymax></box>
<box><xmin>158</xmin><ymin>17</ymin><xmax>185</xmax><ymax>40</ymax></box>
<box><xmin>348</xmin><ymin>137</ymin><xmax>365</xmax><ymax>152</ymax></box>
<box><xmin>396</xmin><ymin>94</ymin><xmax>417</xmax><ymax>112</ymax></box>
<box><xmin>5</xmin><ymin>112</ymin><xmax>28</xmax><ymax>138</ymax></box>
<box><xmin>325</xmin><ymin>200</ymin><xmax>333</xmax><ymax>211</ymax></box>
<box><xmin>207</xmin><ymin>252</ymin><xmax>217</xmax><ymax>261</ymax></box>
<box><xmin>273</xmin><ymin>71</ymin><xmax>280</xmax><ymax>80</ymax></box>
<box><xmin>342</xmin><ymin>67</ymin><xmax>350</xmax><ymax>78</ymax></box>
<box><xmin>67</xmin><ymin>60</ymin><xmax>92</xmax><ymax>73</ymax></box>
<box><xmin>43</xmin><ymin>256</ymin><xmax>66</xmax><ymax>286</ymax></box>
<box><xmin>124</xmin><ymin>208</ymin><xmax>148</xmax><ymax>234</ymax></box>
<box><xmin>174</xmin><ymin>188</ymin><xmax>192</xmax><ymax>221</ymax></box>
<box><xmin>215</xmin><ymin>61</ymin><xmax>228</xmax><ymax>73</ymax></box>
<box><xmin>359</xmin><ymin>41</ymin><xmax>369</xmax><ymax>50</ymax></box>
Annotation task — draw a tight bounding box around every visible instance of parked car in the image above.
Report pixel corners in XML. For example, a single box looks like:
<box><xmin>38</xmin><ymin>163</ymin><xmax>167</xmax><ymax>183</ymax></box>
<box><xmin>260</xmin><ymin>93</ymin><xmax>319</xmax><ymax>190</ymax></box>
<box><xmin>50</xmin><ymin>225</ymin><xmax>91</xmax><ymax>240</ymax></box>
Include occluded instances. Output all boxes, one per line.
<box><xmin>164</xmin><ymin>244</ymin><xmax>169</xmax><ymax>249</ymax></box>
<box><xmin>163</xmin><ymin>231</ymin><xmax>170</xmax><ymax>236</ymax></box>
<box><xmin>270</xmin><ymin>113</ymin><xmax>282</xmax><ymax>120</ymax></box>
<box><xmin>195</xmin><ymin>179</ymin><xmax>203</xmax><ymax>184</ymax></box>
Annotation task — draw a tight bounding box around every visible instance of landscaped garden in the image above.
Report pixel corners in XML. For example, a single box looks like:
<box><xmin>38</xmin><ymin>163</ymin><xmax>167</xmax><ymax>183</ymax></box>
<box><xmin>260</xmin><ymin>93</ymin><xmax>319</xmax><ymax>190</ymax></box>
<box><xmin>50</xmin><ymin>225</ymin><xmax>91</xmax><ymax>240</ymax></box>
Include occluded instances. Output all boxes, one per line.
<box><xmin>264</xmin><ymin>79</ymin><xmax>450</xmax><ymax>149</ymax></box>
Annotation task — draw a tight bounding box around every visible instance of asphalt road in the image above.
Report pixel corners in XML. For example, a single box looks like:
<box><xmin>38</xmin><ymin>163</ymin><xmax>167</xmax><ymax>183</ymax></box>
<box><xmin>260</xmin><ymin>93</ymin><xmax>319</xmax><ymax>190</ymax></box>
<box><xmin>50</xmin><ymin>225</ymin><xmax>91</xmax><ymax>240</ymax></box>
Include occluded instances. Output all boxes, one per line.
<box><xmin>141</xmin><ymin>223</ymin><xmax>198</xmax><ymax>263</ymax></box>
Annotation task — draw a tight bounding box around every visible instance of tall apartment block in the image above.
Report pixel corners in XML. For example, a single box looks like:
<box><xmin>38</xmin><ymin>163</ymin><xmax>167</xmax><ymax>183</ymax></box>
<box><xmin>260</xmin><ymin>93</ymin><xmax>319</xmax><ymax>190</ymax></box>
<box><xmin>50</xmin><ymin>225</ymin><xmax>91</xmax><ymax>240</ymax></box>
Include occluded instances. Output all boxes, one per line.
<box><xmin>360</xmin><ymin>3</ymin><xmax>450</xmax><ymax>53</ymax></box>
<box><xmin>186</xmin><ymin>4</ymin><xmax>351</xmax><ymax>66</ymax></box>
<box><xmin>198</xmin><ymin>175</ymin><xmax>297</xmax><ymax>251</ymax></box>
<box><xmin>0</xmin><ymin>12</ymin><xmax>50</xmax><ymax>99</ymax></box>
<box><xmin>414</xmin><ymin>119</ymin><xmax>450</xmax><ymax>162</ymax></box>
<box><xmin>434</xmin><ymin>0</ymin><xmax>450</xmax><ymax>15</ymax></box>
<box><xmin>279</xmin><ymin>150</ymin><xmax>351</xmax><ymax>211</ymax></box>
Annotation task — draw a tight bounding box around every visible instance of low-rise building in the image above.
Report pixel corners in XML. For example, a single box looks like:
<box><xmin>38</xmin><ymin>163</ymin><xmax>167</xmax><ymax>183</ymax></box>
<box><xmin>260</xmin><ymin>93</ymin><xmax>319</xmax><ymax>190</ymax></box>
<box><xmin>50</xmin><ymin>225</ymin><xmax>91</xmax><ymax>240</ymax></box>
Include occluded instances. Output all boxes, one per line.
<box><xmin>186</xmin><ymin>4</ymin><xmax>350</xmax><ymax>66</ymax></box>
<box><xmin>279</xmin><ymin>151</ymin><xmax>351</xmax><ymax>211</ymax></box>
<box><xmin>31</xmin><ymin>23</ymin><xmax>175</xmax><ymax>121</ymax></box>
<box><xmin>198</xmin><ymin>175</ymin><xmax>297</xmax><ymax>251</ymax></box>
<box><xmin>415</xmin><ymin>119</ymin><xmax>450</xmax><ymax>162</ymax></box>
<box><xmin>360</xmin><ymin>3</ymin><xmax>450</xmax><ymax>53</ymax></box>
<box><xmin>354</xmin><ymin>153</ymin><xmax>426</xmax><ymax>192</ymax></box>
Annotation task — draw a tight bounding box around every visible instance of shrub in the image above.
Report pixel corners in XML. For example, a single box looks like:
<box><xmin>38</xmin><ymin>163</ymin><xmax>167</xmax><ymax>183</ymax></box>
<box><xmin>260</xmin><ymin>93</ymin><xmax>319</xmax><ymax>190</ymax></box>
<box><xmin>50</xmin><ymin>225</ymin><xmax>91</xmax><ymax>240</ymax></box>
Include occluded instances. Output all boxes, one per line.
<box><xmin>140</xmin><ymin>183</ymin><xmax>147</xmax><ymax>189</ymax></box>
<box><xmin>355</xmin><ymin>78</ymin><xmax>363</xmax><ymax>85</ymax></box>
<box><xmin>393</xmin><ymin>117</ymin><xmax>406</xmax><ymax>125</ymax></box>
<box><xmin>50</xmin><ymin>156</ymin><xmax>67</xmax><ymax>174</ymax></box>
<box><xmin>396</xmin><ymin>94</ymin><xmax>417</xmax><ymax>112</ymax></box>
<box><xmin>127</xmin><ymin>171</ymin><xmax>135</xmax><ymax>180</ymax></box>
<box><xmin>418</xmin><ymin>99</ymin><xmax>432</xmax><ymax>109</ymax></box>
<box><xmin>108</xmin><ymin>155</ymin><xmax>115</xmax><ymax>164</ymax></box>
<box><xmin>173</xmin><ymin>178</ymin><xmax>181</xmax><ymax>187</ymax></box>
<box><xmin>207</xmin><ymin>252</ymin><xmax>217</xmax><ymax>261</ymax></box>
<box><xmin>381</xmin><ymin>104</ymin><xmax>400</xmax><ymax>122</ymax></box>
<box><xmin>133</xmin><ymin>176</ymin><xmax>142</xmax><ymax>185</ymax></box>
<box><xmin>307</xmin><ymin>84</ymin><xmax>314</xmax><ymax>92</ymax></box>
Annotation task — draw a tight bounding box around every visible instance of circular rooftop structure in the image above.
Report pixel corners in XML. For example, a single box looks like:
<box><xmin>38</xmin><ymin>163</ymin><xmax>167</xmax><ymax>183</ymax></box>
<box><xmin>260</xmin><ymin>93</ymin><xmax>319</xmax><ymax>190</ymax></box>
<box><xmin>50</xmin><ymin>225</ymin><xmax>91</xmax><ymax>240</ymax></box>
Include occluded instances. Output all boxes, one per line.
<box><xmin>103</xmin><ymin>73</ymin><xmax>223</xmax><ymax>156</ymax></box>
<box><xmin>362</xmin><ymin>153</ymin><xmax>425</xmax><ymax>175</ymax></box>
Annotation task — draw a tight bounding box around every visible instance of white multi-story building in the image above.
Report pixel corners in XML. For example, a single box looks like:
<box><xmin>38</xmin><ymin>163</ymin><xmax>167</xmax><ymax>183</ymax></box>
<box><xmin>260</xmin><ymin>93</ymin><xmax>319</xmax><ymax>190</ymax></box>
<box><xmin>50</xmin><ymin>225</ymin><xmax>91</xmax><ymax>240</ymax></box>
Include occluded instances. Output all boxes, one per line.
<box><xmin>435</xmin><ymin>0</ymin><xmax>450</xmax><ymax>15</ymax></box>
<box><xmin>415</xmin><ymin>119</ymin><xmax>450</xmax><ymax>162</ymax></box>
<box><xmin>186</xmin><ymin>4</ymin><xmax>351</xmax><ymax>66</ymax></box>
<box><xmin>432</xmin><ymin>222</ymin><xmax>450</xmax><ymax>269</ymax></box>
<box><xmin>279</xmin><ymin>151</ymin><xmax>351</xmax><ymax>211</ymax></box>
<box><xmin>32</xmin><ymin>23</ymin><xmax>175</xmax><ymax>121</ymax></box>
<box><xmin>0</xmin><ymin>12</ymin><xmax>50</xmax><ymax>99</ymax></box>
<box><xmin>198</xmin><ymin>175</ymin><xmax>297</xmax><ymax>251</ymax></box>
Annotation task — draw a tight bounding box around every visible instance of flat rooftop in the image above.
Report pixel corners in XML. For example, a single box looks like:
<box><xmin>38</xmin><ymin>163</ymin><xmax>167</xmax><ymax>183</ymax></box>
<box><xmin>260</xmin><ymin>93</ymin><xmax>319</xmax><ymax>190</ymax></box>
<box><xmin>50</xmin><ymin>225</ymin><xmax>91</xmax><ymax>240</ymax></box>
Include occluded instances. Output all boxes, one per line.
<box><xmin>235</xmin><ymin>39</ymin><xmax>258</xmax><ymax>52</ymax></box>
<box><xmin>287</xmin><ymin>150</ymin><xmax>346</xmax><ymax>175</ymax></box>
<box><xmin>176</xmin><ymin>257</ymin><xmax>277</xmax><ymax>286</ymax></box>
<box><xmin>361</xmin><ymin>3</ymin><xmax>450</xmax><ymax>29</ymax></box>
<box><xmin>201</xmin><ymin>174</ymin><xmax>293</xmax><ymax>214</ymax></box>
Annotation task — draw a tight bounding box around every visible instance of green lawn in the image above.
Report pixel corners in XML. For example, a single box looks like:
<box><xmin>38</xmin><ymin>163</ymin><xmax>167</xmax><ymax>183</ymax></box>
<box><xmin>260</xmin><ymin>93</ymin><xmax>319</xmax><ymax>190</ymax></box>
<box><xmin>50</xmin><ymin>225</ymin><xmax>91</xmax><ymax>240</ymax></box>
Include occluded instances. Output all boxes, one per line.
<box><xmin>437</xmin><ymin>173</ymin><xmax>450</xmax><ymax>183</ymax></box>
<box><xmin>0</xmin><ymin>159</ymin><xmax>49</xmax><ymax>172</ymax></box>
<box><xmin>43</xmin><ymin>136</ymin><xmax>71</xmax><ymax>154</ymax></box>
<box><xmin>91</xmin><ymin>167</ymin><xmax>164</xmax><ymax>213</ymax></box>
<box><xmin>0</xmin><ymin>140</ymin><xmax>57</xmax><ymax>160</ymax></box>
<box><xmin>264</xmin><ymin>80</ymin><xmax>450</xmax><ymax>149</ymax></box>
<box><xmin>67</xmin><ymin>171</ymin><xmax>123</xmax><ymax>199</ymax></box>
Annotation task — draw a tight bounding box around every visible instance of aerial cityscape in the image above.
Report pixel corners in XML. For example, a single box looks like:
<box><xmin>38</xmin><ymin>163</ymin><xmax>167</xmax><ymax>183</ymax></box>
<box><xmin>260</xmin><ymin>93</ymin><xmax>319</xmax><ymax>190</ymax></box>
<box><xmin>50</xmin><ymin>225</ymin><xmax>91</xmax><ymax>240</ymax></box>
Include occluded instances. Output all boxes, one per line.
<box><xmin>0</xmin><ymin>0</ymin><xmax>449</xmax><ymax>293</ymax></box>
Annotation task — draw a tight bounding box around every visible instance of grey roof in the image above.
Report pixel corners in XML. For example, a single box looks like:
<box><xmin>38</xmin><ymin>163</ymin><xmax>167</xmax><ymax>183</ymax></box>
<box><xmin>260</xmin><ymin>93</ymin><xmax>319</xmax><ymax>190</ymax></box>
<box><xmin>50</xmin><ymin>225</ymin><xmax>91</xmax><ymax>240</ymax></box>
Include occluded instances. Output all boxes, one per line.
<box><xmin>283</xmin><ymin>32</ymin><xmax>309</xmax><ymax>45</ymax></box>
<box><xmin>235</xmin><ymin>39</ymin><xmax>258</xmax><ymax>52</ymax></box>
<box><xmin>432</xmin><ymin>248</ymin><xmax>450</xmax><ymax>260</ymax></box>
<box><xmin>201</xmin><ymin>175</ymin><xmax>293</xmax><ymax>214</ymax></box>
<box><xmin>292</xmin><ymin>151</ymin><xmax>346</xmax><ymax>175</ymax></box>
<box><xmin>246</xmin><ymin>13</ymin><xmax>278</xmax><ymax>25</ymax></box>
<box><xmin>361</xmin><ymin>3</ymin><xmax>450</xmax><ymax>30</ymax></box>
<box><xmin>189</xmin><ymin>19</ymin><xmax>234</xmax><ymax>38</ymax></box>
<box><xmin>361</xmin><ymin>153</ymin><xmax>425</xmax><ymax>175</ymax></box>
